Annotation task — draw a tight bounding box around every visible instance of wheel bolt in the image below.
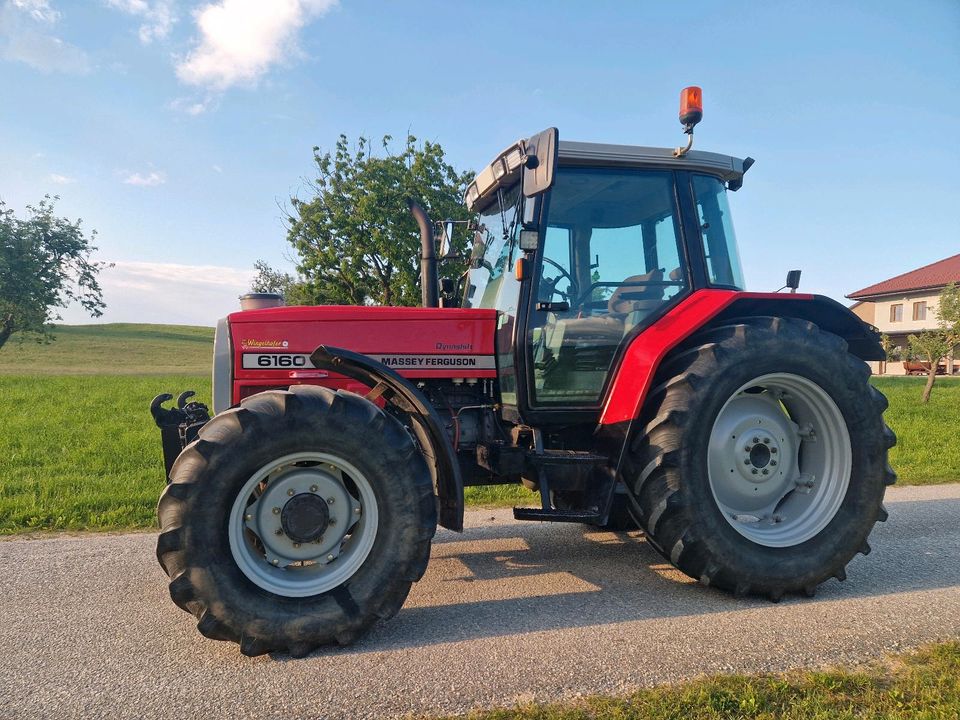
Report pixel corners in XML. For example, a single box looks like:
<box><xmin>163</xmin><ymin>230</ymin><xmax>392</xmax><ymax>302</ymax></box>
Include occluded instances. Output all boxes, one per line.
<box><xmin>244</xmin><ymin>514</ymin><xmax>252</xmax><ymax>521</ymax></box>
<box><xmin>271</xmin><ymin>558</ymin><xmax>279</xmax><ymax>566</ymax></box>
<box><xmin>752</xmin><ymin>437</ymin><xmax>760</xmax><ymax>443</ymax></box>
<box><xmin>771</xmin><ymin>448</ymin><xmax>778</xmax><ymax>454</ymax></box>
<box><xmin>762</xmin><ymin>438</ymin><xmax>770</xmax><ymax>444</ymax></box>
<box><xmin>751</xmin><ymin>468</ymin><xmax>758</xmax><ymax>475</ymax></box>
<box><xmin>287</xmin><ymin>489</ymin><xmax>295</xmax><ymax>497</ymax></box>
<box><xmin>326</xmin><ymin>554</ymin><xmax>335</xmax><ymax>562</ymax></box>
<box><xmin>310</xmin><ymin>485</ymin><xmax>318</xmax><ymax>493</ymax></box>
<box><xmin>328</xmin><ymin>518</ymin><xmax>336</xmax><ymax>526</ymax></box>
<box><xmin>293</xmin><ymin>542</ymin><xmax>300</xmax><ymax>548</ymax></box>
<box><xmin>744</xmin><ymin>446</ymin><xmax>752</xmax><ymax>452</ymax></box>
<box><xmin>762</xmin><ymin>469</ymin><xmax>769</xmax><ymax>475</ymax></box>
<box><xmin>272</xmin><ymin>507</ymin><xmax>280</xmax><ymax>515</ymax></box>
<box><xmin>327</xmin><ymin>497</ymin><xmax>335</xmax><ymax>505</ymax></box>
<box><xmin>744</xmin><ymin>459</ymin><xmax>751</xmax><ymax>465</ymax></box>
<box><xmin>354</xmin><ymin>507</ymin><xmax>361</xmax><ymax>515</ymax></box>
<box><xmin>771</xmin><ymin>460</ymin><xmax>778</xmax><ymax>466</ymax></box>
<box><xmin>275</xmin><ymin>529</ymin><xmax>283</xmax><ymax>535</ymax></box>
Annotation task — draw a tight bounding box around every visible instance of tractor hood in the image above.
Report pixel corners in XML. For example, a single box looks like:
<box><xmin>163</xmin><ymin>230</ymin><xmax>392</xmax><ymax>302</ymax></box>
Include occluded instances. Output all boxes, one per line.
<box><xmin>216</xmin><ymin>305</ymin><xmax>497</xmax><ymax>412</ymax></box>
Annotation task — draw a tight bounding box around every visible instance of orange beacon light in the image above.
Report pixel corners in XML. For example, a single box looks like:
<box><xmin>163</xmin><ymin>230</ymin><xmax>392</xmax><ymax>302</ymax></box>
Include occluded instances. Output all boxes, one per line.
<box><xmin>679</xmin><ymin>86</ymin><xmax>703</xmax><ymax>128</ymax></box>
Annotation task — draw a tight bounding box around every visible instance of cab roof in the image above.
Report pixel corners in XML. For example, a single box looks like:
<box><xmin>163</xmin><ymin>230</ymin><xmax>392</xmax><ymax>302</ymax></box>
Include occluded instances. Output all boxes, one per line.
<box><xmin>558</xmin><ymin>140</ymin><xmax>750</xmax><ymax>187</ymax></box>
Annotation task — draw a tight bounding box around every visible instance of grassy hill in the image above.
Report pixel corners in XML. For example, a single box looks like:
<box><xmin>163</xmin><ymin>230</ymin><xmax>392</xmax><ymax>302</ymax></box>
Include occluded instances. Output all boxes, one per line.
<box><xmin>0</xmin><ymin>323</ymin><xmax>213</xmax><ymax>375</ymax></box>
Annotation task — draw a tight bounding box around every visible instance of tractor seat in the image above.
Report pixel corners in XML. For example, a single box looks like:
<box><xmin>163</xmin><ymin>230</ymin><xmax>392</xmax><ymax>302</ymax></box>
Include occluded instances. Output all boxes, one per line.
<box><xmin>557</xmin><ymin>269</ymin><xmax>666</xmax><ymax>345</ymax></box>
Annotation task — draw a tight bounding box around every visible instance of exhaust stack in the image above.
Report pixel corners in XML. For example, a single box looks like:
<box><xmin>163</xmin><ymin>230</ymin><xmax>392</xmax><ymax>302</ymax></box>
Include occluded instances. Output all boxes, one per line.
<box><xmin>408</xmin><ymin>199</ymin><xmax>439</xmax><ymax>308</ymax></box>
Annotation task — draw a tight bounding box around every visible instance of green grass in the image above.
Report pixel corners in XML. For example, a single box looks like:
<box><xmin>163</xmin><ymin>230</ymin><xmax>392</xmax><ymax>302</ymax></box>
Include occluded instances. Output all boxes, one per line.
<box><xmin>434</xmin><ymin>641</ymin><xmax>960</xmax><ymax>720</ymax></box>
<box><xmin>0</xmin><ymin>324</ymin><xmax>956</xmax><ymax>533</ymax></box>
<box><xmin>0</xmin><ymin>323</ymin><xmax>213</xmax><ymax>375</ymax></box>
<box><xmin>0</xmin><ymin>374</ymin><xmax>211</xmax><ymax>533</ymax></box>
<box><xmin>872</xmin><ymin>377</ymin><xmax>960</xmax><ymax>484</ymax></box>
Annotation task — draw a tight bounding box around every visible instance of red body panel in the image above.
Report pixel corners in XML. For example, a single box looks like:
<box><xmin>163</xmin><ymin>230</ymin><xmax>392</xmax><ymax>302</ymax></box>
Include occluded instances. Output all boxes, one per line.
<box><xmin>228</xmin><ymin>305</ymin><xmax>497</xmax><ymax>406</ymax></box>
<box><xmin>599</xmin><ymin>290</ymin><xmax>814</xmax><ymax>426</ymax></box>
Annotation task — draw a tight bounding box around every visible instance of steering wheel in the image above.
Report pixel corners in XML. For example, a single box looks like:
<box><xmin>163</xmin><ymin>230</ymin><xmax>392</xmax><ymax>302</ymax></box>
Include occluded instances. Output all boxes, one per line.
<box><xmin>540</xmin><ymin>257</ymin><xmax>573</xmax><ymax>303</ymax></box>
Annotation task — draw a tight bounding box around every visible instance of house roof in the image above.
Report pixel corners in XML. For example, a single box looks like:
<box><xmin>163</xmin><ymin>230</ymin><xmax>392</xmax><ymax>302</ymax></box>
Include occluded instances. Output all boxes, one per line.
<box><xmin>847</xmin><ymin>253</ymin><xmax>960</xmax><ymax>300</ymax></box>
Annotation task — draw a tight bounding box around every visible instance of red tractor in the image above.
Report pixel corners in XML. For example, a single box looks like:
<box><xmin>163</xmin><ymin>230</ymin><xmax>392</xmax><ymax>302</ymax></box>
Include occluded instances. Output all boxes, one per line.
<box><xmin>152</xmin><ymin>89</ymin><xmax>895</xmax><ymax>657</ymax></box>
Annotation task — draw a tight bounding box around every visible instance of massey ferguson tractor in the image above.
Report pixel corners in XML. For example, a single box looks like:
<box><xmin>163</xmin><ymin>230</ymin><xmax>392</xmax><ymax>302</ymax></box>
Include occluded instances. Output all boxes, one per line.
<box><xmin>152</xmin><ymin>88</ymin><xmax>895</xmax><ymax>657</ymax></box>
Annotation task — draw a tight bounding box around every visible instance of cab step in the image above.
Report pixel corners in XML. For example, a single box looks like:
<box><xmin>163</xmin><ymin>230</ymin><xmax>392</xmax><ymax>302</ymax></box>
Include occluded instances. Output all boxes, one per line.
<box><xmin>512</xmin><ymin>507</ymin><xmax>601</xmax><ymax>523</ymax></box>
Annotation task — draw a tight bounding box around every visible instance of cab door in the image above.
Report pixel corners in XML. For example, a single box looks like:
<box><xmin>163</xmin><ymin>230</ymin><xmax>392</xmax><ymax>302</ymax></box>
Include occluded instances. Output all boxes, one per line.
<box><xmin>524</xmin><ymin>167</ymin><xmax>691</xmax><ymax>410</ymax></box>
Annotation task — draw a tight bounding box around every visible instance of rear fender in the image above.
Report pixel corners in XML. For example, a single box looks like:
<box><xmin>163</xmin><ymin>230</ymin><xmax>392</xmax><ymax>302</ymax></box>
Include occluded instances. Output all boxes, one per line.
<box><xmin>310</xmin><ymin>345</ymin><xmax>464</xmax><ymax>532</ymax></box>
<box><xmin>597</xmin><ymin>290</ymin><xmax>884</xmax><ymax>473</ymax></box>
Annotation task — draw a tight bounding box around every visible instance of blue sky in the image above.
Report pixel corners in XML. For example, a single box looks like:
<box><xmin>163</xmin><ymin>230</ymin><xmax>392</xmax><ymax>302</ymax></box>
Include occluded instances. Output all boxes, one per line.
<box><xmin>1</xmin><ymin>0</ymin><xmax>957</xmax><ymax>325</ymax></box>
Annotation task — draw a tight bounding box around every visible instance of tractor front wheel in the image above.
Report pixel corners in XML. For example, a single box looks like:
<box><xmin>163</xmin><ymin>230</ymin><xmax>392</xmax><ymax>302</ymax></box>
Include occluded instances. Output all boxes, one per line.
<box><xmin>156</xmin><ymin>385</ymin><xmax>436</xmax><ymax>656</ymax></box>
<box><xmin>624</xmin><ymin>317</ymin><xmax>896</xmax><ymax>600</ymax></box>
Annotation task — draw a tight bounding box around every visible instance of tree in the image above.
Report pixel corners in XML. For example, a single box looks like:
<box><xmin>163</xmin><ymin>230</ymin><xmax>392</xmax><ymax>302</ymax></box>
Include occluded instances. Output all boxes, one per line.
<box><xmin>0</xmin><ymin>196</ymin><xmax>105</xmax><ymax>351</ymax></box>
<box><xmin>879</xmin><ymin>333</ymin><xmax>894</xmax><ymax>375</ymax></box>
<box><xmin>936</xmin><ymin>281</ymin><xmax>960</xmax><ymax>373</ymax></box>
<box><xmin>908</xmin><ymin>330</ymin><xmax>950</xmax><ymax>403</ymax></box>
<box><xmin>283</xmin><ymin>134</ymin><xmax>474</xmax><ymax>306</ymax></box>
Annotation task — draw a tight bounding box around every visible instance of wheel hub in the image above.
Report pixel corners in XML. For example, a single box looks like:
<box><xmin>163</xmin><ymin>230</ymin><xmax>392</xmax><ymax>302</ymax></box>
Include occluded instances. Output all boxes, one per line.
<box><xmin>707</xmin><ymin>373</ymin><xmax>852</xmax><ymax>547</ymax></box>
<box><xmin>228</xmin><ymin>453</ymin><xmax>376</xmax><ymax>597</ymax></box>
<box><xmin>281</xmin><ymin>493</ymin><xmax>330</xmax><ymax>543</ymax></box>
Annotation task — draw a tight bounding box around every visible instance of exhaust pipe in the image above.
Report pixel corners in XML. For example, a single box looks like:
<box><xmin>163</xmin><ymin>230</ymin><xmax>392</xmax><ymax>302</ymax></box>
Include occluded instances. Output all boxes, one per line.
<box><xmin>408</xmin><ymin>198</ymin><xmax>438</xmax><ymax>308</ymax></box>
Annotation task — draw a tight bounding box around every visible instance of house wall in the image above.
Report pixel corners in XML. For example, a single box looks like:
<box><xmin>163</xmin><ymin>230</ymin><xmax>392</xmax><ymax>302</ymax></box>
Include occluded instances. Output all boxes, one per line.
<box><xmin>869</xmin><ymin>290</ymin><xmax>942</xmax><ymax>335</ymax></box>
<box><xmin>850</xmin><ymin>301</ymin><xmax>876</xmax><ymax>325</ymax></box>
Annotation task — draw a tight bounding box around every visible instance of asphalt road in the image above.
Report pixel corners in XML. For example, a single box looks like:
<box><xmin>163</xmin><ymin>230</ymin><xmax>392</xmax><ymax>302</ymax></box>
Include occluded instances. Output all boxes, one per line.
<box><xmin>2</xmin><ymin>483</ymin><xmax>959</xmax><ymax>719</ymax></box>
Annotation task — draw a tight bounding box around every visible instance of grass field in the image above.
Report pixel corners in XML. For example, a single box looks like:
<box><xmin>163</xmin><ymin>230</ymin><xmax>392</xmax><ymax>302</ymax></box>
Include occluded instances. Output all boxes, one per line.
<box><xmin>0</xmin><ymin>323</ymin><xmax>213</xmax><ymax>375</ymax></box>
<box><xmin>0</xmin><ymin>324</ymin><xmax>955</xmax><ymax>533</ymax></box>
<box><xmin>436</xmin><ymin>641</ymin><xmax>960</xmax><ymax>720</ymax></box>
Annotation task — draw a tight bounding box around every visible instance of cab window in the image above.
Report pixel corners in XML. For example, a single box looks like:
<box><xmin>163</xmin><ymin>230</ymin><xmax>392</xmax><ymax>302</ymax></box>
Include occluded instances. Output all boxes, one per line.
<box><xmin>529</xmin><ymin>168</ymin><xmax>687</xmax><ymax>405</ymax></box>
<box><xmin>693</xmin><ymin>174</ymin><xmax>745</xmax><ymax>289</ymax></box>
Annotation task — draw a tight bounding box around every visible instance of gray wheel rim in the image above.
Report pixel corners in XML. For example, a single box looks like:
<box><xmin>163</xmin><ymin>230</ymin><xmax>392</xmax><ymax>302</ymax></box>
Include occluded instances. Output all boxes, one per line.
<box><xmin>228</xmin><ymin>451</ymin><xmax>379</xmax><ymax>597</ymax></box>
<box><xmin>707</xmin><ymin>373</ymin><xmax>851</xmax><ymax>548</ymax></box>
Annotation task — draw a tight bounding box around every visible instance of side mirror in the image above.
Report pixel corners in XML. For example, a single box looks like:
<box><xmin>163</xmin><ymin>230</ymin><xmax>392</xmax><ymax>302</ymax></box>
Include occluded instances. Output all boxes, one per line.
<box><xmin>786</xmin><ymin>269</ymin><xmax>802</xmax><ymax>293</ymax></box>
<box><xmin>437</xmin><ymin>221</ymin><xmax>453</xmax><ymax>258</ymax></box>
<box><xmin>522</xmin><ymin>127</ymin><xmax>559</xmax><ymax>199</ymax></box>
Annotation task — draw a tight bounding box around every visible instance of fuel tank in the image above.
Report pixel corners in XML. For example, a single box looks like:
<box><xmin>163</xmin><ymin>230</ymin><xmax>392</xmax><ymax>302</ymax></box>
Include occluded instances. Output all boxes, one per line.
<box><xmin>219</xmin><ymin>305</ymin><xmax>497</xmax><ymax>411</ymax></box>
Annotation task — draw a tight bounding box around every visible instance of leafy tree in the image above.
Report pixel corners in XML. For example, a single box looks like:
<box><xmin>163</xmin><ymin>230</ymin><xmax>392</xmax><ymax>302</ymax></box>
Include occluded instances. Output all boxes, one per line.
<box><xmin>936</xmin><ymin>281</ymin><xmax>960</xmax><ymax>373</ymax></box>
<box><xmin>0</xmin><ymin>197</ymin><xmax>105</xmax><ymax>351</ymax></box>
<box><xmin>879</xmin><ymin>333</ymin><xmax>893</xmax><ymax>374</ymax></box>
<box><xmin>284</xmin><ymin>134</ymin><xmax>473</xmax><ymax>306</ymax></box>
<box><xmin>249</xmin><ymin>260</ymin><xmax>319</xmax><ymax>306</ymax></box>
<box><xmin>907</xmin><ymin>330</ymin><xmax>950</xmax><ymax>403</ymax></box>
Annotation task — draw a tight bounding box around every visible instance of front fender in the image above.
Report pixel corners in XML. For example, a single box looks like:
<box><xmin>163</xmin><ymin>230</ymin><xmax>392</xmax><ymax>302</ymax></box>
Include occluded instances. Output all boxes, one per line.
<box><xmin>309</xmin><ymin>345</ymin><xmax>464</xmax><ymax>532</ymax></box>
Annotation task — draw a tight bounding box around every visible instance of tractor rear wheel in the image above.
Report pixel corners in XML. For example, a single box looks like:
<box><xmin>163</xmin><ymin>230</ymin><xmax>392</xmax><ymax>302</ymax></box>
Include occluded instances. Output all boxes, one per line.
<box><xmin>623</xmin><ymin>316</ymin><xmax>895</xmax><ymax>600</ymax></box>
<box><xmin>156</xmin><ymin>385</ymin><xmax>436</xmax><ymax>656</ymax></box>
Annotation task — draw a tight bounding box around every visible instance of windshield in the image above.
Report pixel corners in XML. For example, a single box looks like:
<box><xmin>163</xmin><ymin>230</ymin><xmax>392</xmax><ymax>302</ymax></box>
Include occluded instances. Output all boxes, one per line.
<box><xmin>462</xmin><ymin>184</ymin><xmax>522</xmax><ymax>309</ymax></box>
<box><xmin>693</xmin><ymin>174</ymin><xmax>745</xmax><ymax>289</ymax></box>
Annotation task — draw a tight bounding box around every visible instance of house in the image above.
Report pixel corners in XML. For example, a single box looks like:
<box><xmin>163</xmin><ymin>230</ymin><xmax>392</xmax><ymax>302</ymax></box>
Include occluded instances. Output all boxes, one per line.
<box><xmin>847</xmin><ymin>253</ymin><xmax>960</xmax><ymax>375</ymax></box>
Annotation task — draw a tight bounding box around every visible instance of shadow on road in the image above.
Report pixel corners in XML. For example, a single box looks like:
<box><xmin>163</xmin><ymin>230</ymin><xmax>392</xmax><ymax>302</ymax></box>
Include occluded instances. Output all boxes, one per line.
<box><xmin>305</xmin><ymin>494</ymin><xmax>960</xmax><ymax>657</ymax></box>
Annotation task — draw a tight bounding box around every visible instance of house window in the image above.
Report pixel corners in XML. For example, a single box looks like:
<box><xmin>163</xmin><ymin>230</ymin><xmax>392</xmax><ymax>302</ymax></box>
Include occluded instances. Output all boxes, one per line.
<box><xmin>890</xmin><ymin>304</ymin><xmax>903</xmax><ymax>322</ymax></box>
<box><xmin>913</xmin><ymin>301</ymin><xmax>927</xmax><ymax>321</ymax></box>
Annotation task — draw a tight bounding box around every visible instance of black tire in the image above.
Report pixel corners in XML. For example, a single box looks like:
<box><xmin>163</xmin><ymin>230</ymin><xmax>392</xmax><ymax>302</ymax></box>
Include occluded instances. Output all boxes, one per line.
<box><xmin>156</xmin><ymin>385</ymin><xmax>437</xmax><ymax>656</ymax></box>
<box><xmin>622</xmin><ymin>316</ymin><xmax>896</xmax><ymax>600</ymax></box>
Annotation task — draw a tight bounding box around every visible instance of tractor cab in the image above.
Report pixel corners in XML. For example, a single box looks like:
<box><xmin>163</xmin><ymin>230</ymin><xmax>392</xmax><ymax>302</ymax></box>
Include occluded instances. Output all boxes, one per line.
<box><xmin>462</xmin><ymin>130</ymin><xmax>752</xmax><ymax>423</ymax></box>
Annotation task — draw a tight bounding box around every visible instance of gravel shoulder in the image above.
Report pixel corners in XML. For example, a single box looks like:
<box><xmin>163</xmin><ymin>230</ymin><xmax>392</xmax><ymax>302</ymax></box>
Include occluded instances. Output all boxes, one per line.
<box><xmin>1</xmin><ymin>483</ymin><xmax>958</xmax><ymax>719</ymax></box>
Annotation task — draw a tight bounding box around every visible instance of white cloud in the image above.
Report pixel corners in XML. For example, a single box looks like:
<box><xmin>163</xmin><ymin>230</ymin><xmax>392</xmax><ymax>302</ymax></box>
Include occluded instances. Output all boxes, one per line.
<box><xmin>103</xmin><ymin>0</ymin><xmax>175</xmax><ymax>44</ymax></box>
<box><xmin>1</xmin><ymin>1</ymin><xmax>91</xmax><ymax>74</ymax></box>
<box><xmin>211</xmin><ymin>164</ymin><xmax>222</xmax><ymax>173</ymax></box>
<box><xmin>176</xmin><ymin>0</ymin><xmax>337</xmax><ymax>90</ymax></box>
<box><xmin>59</xmin><ymin>260</ymin><xmax>256</xmax><ymax>325</ymax></box>
<box><xmin>12</xmin><ymin>0</ymin><xmax>58</xmax><ymax>23</ymax></box>
<box><xmin>123</xmin><ymin>170</ymin><xmax>166</xmax><ymax>186</ymax></box>
<box><xmin>49</xmin><ymin>173</ymin><xmax>76</xmax><ymax>184</ymax></box>
<box><xmin>168</xmin><ymin>94</ymin><xmax>216</xmax><ymax>115</ymax></box>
